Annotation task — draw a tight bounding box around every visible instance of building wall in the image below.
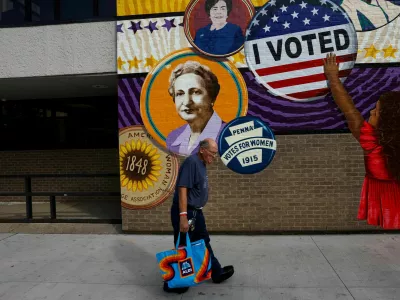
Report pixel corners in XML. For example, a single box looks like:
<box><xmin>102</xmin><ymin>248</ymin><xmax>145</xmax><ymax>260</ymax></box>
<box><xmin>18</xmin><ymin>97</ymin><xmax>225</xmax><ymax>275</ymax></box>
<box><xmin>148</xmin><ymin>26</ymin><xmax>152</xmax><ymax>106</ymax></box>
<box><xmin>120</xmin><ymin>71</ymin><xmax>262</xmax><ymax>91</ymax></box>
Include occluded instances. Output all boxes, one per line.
<box><xmin>116</xmin><ymin>1</ymin><xmax>399</xmax><ymax>232</ymax></box>
<box><xmin>0</xmin><ymin>130</ymin><xmax>381</xmax><ymax>231</ymax></box>
<box><xmin>0</xmin><ymin>149</ymin><xmax>120</xmax><ymax>203</ymax></box>
<box><xmin>0</xmin><ymin>21</ymin><xmax>116</xmax><ymax>78</ymax></box>
<box><xmin>122</xmin><ymin>132</ymin><xmax>378</xmax><ymax>232</ymax></box>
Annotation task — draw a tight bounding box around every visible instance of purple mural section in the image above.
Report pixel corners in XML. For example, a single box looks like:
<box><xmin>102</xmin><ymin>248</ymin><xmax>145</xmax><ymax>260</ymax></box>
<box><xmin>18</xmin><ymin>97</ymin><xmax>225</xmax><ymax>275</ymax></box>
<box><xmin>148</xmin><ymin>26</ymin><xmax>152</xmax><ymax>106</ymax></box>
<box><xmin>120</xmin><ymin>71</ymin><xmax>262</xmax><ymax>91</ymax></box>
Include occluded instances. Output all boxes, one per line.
<box><xmin>118</xmin><ymin>77</ymin><xmax>143</xmax><ymax>128</ymax></box>
<box><xmin>118</xmin><ymin>67</ymin><xmax>400</xmax><ymax>133</ymax></box>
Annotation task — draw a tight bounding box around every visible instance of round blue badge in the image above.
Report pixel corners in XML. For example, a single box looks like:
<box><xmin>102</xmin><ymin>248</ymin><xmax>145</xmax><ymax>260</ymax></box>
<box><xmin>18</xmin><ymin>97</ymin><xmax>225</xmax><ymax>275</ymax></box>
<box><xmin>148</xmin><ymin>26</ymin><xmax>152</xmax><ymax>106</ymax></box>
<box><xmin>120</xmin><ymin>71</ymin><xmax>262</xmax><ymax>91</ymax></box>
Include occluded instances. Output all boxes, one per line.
<box><xmin>218</xmin><ymin>116</ymin><xmax>277</xmax><ymax>174</ymax></box>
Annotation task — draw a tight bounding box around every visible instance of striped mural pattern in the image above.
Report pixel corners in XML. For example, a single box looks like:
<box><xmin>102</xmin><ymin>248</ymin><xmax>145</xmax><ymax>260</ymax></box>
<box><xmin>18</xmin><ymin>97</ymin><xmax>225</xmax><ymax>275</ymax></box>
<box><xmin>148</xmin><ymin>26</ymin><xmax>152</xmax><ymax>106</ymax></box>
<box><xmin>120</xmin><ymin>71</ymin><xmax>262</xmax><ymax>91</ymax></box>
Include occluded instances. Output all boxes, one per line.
<box><xmin>117</xmin><ymin>16</ymin><xmax>247</xmax><ymax>74</ymax></box>
<box><xmin>118</xmin><ymin>67</ymin><xmax>400</xmax><ymax>132</ymax></box>
<box><xmin>117</xmin><ymin>15</ymin><xmax>400</xmax><ymax>75</ymax></box>
<box><xmin>357</xmin><ymin>16</ymin><xmax>400</xmax><ymax>63</ymax></box>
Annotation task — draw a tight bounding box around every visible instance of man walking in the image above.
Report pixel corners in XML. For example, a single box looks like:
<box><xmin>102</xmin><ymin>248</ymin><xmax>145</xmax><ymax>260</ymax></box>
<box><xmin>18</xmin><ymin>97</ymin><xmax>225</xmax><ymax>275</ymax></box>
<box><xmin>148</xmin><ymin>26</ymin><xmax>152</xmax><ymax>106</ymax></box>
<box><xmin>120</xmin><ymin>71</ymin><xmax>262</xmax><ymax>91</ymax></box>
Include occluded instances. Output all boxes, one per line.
<box><xmin>164</xmin><ymin>138</ymin><xmax>234</xmax><ymax>294</ymax></box>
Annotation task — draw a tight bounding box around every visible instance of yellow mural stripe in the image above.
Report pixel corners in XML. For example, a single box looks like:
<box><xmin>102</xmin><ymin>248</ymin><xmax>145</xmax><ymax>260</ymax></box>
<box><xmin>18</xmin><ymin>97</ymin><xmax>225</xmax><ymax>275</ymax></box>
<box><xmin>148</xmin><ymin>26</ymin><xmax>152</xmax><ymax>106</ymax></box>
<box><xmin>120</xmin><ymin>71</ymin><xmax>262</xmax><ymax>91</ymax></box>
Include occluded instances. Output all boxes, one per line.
<box><xmin>117</xmin><ymin>0</ymin><xmax>268</xmax><ymax>16</ymax></box>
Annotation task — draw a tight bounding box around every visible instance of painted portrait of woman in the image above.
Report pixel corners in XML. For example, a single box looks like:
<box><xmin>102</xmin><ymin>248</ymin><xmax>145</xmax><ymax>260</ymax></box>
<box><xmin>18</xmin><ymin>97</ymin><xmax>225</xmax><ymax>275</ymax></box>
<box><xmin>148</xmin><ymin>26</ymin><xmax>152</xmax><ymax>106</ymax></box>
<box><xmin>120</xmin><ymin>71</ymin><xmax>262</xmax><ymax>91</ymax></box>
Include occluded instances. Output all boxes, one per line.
<box><xmin>193</xmin><ymin>0</ymin><xmax>244</xmax><ymax>56</ymax></box>
<box><xmin>184</xmin><ymin>0</ymin><xmax>254</xmax><ymax>57</ymax></box>
<box><xmin>139</xmin><ymin>49</ymin><xmax>248</xmax><ymax>157</ymax></box>
<box><xmin>166</xmin><ymin>60</ymin><xmax>225</xmax><ymax>156</ymax></box>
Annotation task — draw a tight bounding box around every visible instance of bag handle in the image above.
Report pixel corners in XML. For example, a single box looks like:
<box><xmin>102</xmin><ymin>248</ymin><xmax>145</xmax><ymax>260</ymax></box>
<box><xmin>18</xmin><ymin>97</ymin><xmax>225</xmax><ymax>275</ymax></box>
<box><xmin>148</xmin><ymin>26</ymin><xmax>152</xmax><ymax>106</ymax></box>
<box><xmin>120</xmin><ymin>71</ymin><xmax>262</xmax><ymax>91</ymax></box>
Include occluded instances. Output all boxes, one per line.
<box><xmin>175</xmin><ymin>232</ymin><xmax>193</xmax><ymax>258</ymax></box>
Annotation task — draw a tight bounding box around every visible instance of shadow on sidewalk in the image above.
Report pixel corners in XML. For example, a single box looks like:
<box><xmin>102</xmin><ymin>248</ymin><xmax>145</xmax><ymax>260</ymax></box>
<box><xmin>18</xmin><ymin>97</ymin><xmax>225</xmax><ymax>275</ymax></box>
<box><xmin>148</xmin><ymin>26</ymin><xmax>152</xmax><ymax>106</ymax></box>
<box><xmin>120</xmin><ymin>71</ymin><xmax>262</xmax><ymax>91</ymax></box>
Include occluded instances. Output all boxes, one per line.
<box><xmin>111</xmin><ymin>235</ymin><xmax>182</xmax><ymax>299</ymax></box>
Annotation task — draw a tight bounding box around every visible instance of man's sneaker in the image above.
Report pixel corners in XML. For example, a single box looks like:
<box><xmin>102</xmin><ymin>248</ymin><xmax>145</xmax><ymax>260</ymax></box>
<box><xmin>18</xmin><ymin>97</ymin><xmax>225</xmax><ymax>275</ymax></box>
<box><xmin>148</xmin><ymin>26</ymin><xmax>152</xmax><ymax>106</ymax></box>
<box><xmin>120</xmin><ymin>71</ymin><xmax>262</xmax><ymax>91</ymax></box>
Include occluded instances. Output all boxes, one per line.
<box><xmin>212</xmin><ymin>265</ymin><xmax>234</xmax><ymax>284</ymax></box>
<box><xmin>163</xmin><ymin>282</ymin><xmax>189</xmax><ymax>294</ymax></box>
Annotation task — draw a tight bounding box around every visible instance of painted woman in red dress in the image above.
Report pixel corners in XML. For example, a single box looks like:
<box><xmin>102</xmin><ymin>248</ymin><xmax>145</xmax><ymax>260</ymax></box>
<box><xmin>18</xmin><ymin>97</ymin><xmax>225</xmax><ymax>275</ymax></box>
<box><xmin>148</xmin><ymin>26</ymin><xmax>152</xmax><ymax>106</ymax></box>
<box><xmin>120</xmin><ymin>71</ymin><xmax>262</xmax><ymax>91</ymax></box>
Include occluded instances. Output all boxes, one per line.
<box><xmin>324</xmin><ymin>53</ymin><xmax>400</xmax><ymax>229</ymax></box>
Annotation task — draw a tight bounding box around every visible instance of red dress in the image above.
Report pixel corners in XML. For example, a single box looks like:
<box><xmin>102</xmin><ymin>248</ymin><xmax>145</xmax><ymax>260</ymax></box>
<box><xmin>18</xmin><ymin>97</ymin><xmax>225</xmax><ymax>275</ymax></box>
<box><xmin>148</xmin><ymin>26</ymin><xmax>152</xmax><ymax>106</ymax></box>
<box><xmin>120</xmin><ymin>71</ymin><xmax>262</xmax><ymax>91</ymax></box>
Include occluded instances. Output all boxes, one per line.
<box><xmin>358</xmin><ymin>121</ymin><xmax>400</xmax><ymax>229</ymax></box>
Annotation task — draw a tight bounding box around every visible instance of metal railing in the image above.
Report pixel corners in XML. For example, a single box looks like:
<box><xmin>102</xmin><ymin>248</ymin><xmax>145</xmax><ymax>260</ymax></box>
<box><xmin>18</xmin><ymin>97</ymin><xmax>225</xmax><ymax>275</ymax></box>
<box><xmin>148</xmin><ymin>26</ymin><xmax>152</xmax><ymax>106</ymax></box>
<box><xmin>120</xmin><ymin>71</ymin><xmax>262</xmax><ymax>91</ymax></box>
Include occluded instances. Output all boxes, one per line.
<box><xmin>0</xmin><ymin>173</ymin><xmax>121</xmax><ymax>224</ymax></box>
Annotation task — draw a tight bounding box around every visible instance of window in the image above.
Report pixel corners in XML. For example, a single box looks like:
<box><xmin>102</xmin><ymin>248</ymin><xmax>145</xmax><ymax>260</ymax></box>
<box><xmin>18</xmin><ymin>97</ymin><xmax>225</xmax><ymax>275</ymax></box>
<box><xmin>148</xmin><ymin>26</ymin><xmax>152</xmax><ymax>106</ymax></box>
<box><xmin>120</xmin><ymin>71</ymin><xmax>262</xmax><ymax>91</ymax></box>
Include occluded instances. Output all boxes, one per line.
<box><xmin>0</xmin><ymin>97</ymin><xmax>118</xmax><ymax>150</ymax></box>
<box><xmin>99</xmin><ymin>0</ymin><xmax>115</xmax><ymax>18</ymax></box>
<box><xmin>31</xmin><ymin>0</ymin><xmax>54</xmax><ymax>22</ymax></box>
<box><xmin>0</xmin><ymin>0</ymin><xmax>26</xmax><ymax>26</ymax></box>
<box><xmin>0</xmin><ymin>0</ymin><xmax>115</xmax><ymax>27</ymax></box>
<box><xmin>60</xmin><ymin>0</ymin><xmax>92</xmax><ymax>21</ymax></box>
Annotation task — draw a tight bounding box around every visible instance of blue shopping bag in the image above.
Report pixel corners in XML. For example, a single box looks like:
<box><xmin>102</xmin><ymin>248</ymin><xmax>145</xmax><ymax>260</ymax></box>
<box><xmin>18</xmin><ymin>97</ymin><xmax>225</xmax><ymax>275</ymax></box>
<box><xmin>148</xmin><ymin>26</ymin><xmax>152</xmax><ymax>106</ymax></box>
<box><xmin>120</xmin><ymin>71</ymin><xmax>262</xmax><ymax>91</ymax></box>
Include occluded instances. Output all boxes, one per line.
<box><xmin>156</xmin><ymin>233</ymin><xmax>212</xmax><ymax>288</ymax></box>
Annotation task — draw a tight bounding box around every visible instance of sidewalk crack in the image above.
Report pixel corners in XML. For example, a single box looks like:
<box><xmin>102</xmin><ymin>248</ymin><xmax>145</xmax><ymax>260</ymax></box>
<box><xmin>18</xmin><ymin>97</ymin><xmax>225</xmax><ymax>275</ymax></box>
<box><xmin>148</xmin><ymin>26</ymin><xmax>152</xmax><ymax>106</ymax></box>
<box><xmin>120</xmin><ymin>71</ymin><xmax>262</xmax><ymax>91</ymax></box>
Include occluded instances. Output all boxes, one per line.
<box><xmin>311</xmin><ymin>236</ymin><xmax>356</xmax><ymax>300</ymax></box>
<box><xmin>0</xmin><ymin>233</ymin><xmax>17</xmax><ymax>242</ymax></box>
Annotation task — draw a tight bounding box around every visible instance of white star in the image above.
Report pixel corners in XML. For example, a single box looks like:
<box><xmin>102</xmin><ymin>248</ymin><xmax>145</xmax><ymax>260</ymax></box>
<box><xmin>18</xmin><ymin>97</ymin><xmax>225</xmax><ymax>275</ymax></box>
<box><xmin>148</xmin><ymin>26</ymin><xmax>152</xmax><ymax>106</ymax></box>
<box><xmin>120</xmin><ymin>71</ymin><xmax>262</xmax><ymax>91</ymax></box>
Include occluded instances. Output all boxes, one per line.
<box><xmin>272</xmin><ymin>14</ymin><xmax>279</xmax><ymax>22</ymax></box>
<box><xmin>331</xmin><ymin>5</ymin><xmax>339</xmax><ymax>11</ymax></box>
<box><xmin>300</xmin><ymin>1</ymin><xmax>307</xmax><ymax>9</ymax></box>
<box><xmin>291</xmin><ymin>11</ymin><xmax>299</xmax><ymax>19</ymax></box>
<box><xmin>280</xmin><ymin>4</ymin><xmax>288</xmax><ymax>12</ymax></box>
<box><xmin>303</xmin><ymin>18</ymin><xmax>310</xmax><ymax>25</ymax></box>
<box><xmin>263</xmin><ymin>24</ymin><xmax>271</xmax><ymax>32</ymax></box>
<box><xmin>283</xmin><ymin>21</ymin><xmax>290</xmax><ymax>29</ymax></box>
<box><xmin>260</xmin><ymin>8</ymin><xmax>268</xmax><ymax>15</ymax></box>
<box><xmin>323</xmin><ymin>14</ymin><xmax>330</xmax><ymax>22</ymax></box>
<box><xmin>246</xmin><ymin>29</ymin><xmax>251</xmax><ymax>36</ymax></box>
<box><xmin>311</xmin><ymin>8</ymin><xmax>319</xmax><ymax>15</ymax></box>
<box><xmin>253</xmin><ymin>18</ymin><xmax>260</xmax><ymax>26</ymax></box>
<box><xmin>270</xmin><ymin>0</ymin><xmax>276</xmax><ymax>6</ymax></box>
<box><xmin>320</xmin><ymin>0</ymin><xmax>327</xmax><ymax>4</ymax></box>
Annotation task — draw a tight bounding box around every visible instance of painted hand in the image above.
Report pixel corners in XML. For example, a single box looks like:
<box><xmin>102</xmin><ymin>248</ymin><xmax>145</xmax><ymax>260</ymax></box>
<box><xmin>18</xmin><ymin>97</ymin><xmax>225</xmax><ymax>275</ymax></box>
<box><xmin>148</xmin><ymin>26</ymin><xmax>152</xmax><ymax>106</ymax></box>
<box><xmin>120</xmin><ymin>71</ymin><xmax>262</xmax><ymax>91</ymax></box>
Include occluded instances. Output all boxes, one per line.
<box><xmin>323</xmin><ymin>53</ymin><xmax>339</xmax><ymax>81</ymax></box>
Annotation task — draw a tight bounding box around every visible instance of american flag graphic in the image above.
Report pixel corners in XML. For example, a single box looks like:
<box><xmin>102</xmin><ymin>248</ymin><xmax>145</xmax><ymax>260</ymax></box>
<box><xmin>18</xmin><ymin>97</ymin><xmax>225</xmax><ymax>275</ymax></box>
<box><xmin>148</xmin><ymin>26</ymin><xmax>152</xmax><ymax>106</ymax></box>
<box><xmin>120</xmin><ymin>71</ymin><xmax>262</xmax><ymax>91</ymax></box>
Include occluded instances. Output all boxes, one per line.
<box><xmin>244</xmin><ymin>0</ymin><xmax>358</xmax><ymax>102</ymax></box>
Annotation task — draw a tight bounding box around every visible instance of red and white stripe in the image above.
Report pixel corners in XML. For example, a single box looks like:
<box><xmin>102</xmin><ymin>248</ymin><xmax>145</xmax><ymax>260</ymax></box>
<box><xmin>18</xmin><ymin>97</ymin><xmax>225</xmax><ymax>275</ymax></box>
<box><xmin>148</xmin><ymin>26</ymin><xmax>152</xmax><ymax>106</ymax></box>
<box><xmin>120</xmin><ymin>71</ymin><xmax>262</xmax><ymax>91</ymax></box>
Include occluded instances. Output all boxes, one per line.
<box><xmin>256</xmin><ymin>53</ymin><xmax>356</xmax><ymax>100</ymax></box>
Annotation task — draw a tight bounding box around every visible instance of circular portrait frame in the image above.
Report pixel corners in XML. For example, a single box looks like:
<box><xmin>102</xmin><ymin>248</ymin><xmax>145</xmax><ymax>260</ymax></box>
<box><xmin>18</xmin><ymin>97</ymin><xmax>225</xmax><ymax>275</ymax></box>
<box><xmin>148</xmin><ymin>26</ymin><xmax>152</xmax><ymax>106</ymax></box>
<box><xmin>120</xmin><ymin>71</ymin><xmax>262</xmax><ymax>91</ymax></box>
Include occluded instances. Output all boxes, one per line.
<box><xmin>140</xmin><ymin>48</ymin><xmax>249</xmax><ymax>157</ymax></box>
<box><xmin>184</xmin><ymin>0</ymin><xmax>255</xmax><ymax>58</ymax></box>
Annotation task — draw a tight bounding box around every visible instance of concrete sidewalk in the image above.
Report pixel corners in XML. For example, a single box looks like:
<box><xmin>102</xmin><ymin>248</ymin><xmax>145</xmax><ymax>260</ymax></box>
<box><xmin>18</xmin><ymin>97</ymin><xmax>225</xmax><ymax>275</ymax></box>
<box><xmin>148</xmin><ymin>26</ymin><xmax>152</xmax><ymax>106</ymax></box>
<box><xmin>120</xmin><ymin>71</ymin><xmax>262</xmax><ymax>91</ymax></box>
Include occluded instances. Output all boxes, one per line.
<box><xmin>0</xmin><ymin>233</ymin><xmax>399</xmax><ymax>300</ymax></box>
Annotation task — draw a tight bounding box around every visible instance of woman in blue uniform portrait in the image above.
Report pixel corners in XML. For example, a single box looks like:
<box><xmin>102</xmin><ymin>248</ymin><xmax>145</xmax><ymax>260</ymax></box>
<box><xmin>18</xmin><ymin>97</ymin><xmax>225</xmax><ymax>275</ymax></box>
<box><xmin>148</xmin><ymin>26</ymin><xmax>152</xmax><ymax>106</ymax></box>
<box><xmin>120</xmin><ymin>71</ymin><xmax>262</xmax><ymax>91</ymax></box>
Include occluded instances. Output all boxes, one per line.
<box><xmin>193</xmin><ymin>0</ymin><xmax>245</xmax><ymax>56</ymax></box>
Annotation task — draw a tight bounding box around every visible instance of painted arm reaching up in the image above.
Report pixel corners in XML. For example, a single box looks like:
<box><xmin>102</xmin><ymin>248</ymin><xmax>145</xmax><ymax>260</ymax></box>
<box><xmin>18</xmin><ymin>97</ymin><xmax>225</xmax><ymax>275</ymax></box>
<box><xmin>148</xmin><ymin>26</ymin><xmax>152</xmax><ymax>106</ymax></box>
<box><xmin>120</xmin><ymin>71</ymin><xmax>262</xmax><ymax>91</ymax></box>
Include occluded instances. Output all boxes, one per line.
<box><xmin>323</xmin><ymin>53</ymin><xmax>364</xmax><ymax>141</ymax></box>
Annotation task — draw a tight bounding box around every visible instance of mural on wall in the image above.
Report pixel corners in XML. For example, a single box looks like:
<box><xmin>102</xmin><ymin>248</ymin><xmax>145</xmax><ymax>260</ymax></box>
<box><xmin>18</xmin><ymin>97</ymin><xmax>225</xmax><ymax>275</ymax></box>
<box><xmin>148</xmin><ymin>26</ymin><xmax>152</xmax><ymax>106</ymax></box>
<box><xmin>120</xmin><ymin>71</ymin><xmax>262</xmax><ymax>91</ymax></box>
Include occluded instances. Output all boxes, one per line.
<box><xmin>218</xmin><ymin>116</ymin><xmax>277</xmax><ymax>174</ymax></box>
<box><xmin>119</xmin><ymin>67</ymin><xmax>400</xmax><ymax>132</ymax></box>
<box><xmin>117</xmin><ymin>15</ymin><xmax>249</xmax><ymax>74</ymax></box>
<box><xmin>117</xmin><ymin>0</ymin><xmax>399</xmax><ymax>218</ymax></box>
<box><xmin>335</xmin><ymin>0</ymin><xmax>400</xmax><ymax>64</ymax></box>
<box><xmin>356</xmin><ymin>16</ymin><xmax>400</xmax><ymax>63</ymax></box>
<box><xmin>139</xmin><ymin>48</ymin><xmax>248</xmax><ymax>156</ymax></box>
<box><xmin>117</xmin><ymin>4</ymin><xmax>400</xmax><ymax>75</ymax></box>
<box><xmin>244</xmin><ymin>0</ymin><xmax>358</xmax><ymax>102</ymax></box>
<box><xmin>117</xmin><ymin>0</ymin><xmax>268</xmax><ymax>15</ymax></box>
<box><xmin>183</xmin><ymin>0</ymin><xmax>255</xmax><ymax>57</ymax></box>
<box><xmin>119</xmin><ymin>126</ymin><xmax>179</xmax><ymax>209</ymax></box>
<box><xmin>334</xmin><ymin>0</ymin><xmax>400</xmax><ymax>32</ymax></box>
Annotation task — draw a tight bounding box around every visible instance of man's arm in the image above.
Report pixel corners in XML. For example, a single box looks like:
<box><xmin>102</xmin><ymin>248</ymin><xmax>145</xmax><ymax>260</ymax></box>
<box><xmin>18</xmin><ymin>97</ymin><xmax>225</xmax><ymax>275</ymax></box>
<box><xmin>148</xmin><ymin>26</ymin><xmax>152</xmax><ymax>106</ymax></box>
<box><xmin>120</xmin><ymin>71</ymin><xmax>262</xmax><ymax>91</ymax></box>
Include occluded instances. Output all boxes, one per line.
<box><xmin>178</xmin><ymin>187</ymin><xmax>189</xmax><ymax>233</ymax></box>
<box><xmin>178</xmin><ymin>187</ymin><xmax>188</xmax><ymax>213</ymax></box>
<box><xmin>323</xmin><ymin>53</ymin><xmax>364</xmax><ymax>141</ymax></box>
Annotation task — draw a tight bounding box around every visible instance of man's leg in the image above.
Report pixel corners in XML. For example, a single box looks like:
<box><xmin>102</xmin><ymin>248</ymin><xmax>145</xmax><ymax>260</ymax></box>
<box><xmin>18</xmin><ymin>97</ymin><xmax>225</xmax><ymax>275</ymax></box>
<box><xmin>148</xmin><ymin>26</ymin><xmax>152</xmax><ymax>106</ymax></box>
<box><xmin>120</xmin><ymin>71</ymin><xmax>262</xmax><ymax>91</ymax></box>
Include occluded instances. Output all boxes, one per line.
<box><xmin>191</xmin><ymin>211</ymin><xmax>234</xmax><ymax>283</ymax></box>
<box><xmin>189</xmin><ymin>211</ymin><xmax>222</xmax><ymax>279</ymax></box>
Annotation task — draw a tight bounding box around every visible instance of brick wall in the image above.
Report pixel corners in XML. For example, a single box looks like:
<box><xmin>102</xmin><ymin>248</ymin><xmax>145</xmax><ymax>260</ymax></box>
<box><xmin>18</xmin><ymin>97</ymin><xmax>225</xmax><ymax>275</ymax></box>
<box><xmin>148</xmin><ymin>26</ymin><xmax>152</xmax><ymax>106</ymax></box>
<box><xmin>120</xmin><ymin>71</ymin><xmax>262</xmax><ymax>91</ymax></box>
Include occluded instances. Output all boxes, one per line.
<box><xmin>0</xmin><ymin>149</ymin><xmax>120</xmax><ymax>203</ymax></box>
<box><xmin>0</xmin><ymin>134</ymin><xmax>381</xmax><ymax>232</ymax></box>
<box><xmin>122</xmin><ymin>132</ymin><xmax>380</xmax><ymax>232</ymax></box>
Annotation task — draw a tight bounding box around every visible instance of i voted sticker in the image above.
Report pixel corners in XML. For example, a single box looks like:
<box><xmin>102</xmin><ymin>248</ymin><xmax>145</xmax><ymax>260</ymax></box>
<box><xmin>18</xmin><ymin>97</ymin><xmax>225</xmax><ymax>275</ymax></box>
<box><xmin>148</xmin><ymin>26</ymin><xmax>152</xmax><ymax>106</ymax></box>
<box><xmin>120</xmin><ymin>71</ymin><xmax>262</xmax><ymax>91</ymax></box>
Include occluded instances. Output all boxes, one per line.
<box><xmin>244</xmin><ymin>0</ymin><xmax>358</xmax><ymax>102</ymax></box>
<box><xmin>218</xmin><ymin>116</ymin><xmax>277</xmax><ymax>174</ymax></box>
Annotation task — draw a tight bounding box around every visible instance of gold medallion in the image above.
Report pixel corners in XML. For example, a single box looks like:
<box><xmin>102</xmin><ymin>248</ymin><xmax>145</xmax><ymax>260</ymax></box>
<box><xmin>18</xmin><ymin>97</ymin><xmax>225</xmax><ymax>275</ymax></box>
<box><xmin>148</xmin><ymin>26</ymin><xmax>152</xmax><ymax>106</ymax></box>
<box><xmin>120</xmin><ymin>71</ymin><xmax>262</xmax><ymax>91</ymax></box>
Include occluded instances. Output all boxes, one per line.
<box><xmin>119</xmin><ymin>125</ymin><xmax>178</xmax><ymax>210</ymax></box>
